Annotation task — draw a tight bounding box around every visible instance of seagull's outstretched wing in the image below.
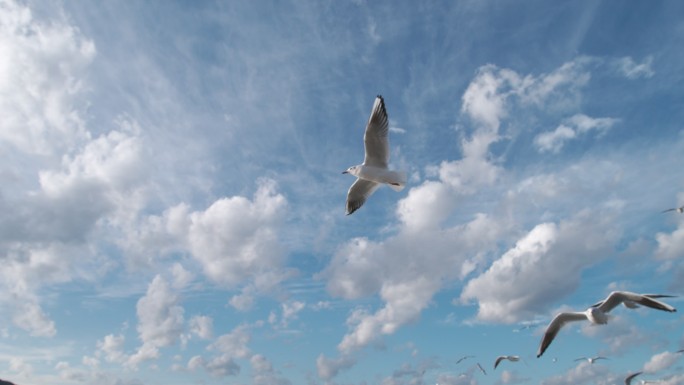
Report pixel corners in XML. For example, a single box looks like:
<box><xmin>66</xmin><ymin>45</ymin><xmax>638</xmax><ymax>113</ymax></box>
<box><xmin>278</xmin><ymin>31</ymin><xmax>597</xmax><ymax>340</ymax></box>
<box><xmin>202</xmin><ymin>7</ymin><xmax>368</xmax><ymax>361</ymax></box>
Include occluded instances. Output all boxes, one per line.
<box><xmin>662</xmin><ymin>208</ymin><xmax>676</xmax><ymax>213</ymax></box>
<box><xmin>537</xmin><ymin>312</ymin><xmax>587</xmax><ymax>358</ymax></box>
<box><xmin>597</xmin><ymin>291</ymin><xmax>677</xmax><ymax>313</ymax></box>
<box><xmin>363</xmin><ymin>95</ymin><xmax>390</xmax><ymax>168</ymax></box>
<box><xmin>346</xmin><ymin>179</ymin><xmax>381</xmax><ymax>215</ymax></box>
<box><xmin>625</xmin><ymin>371</ymin><xmax>642</xmax><ymax>385</ymax></box>
<box><xmin>476</xmin><ymin>362</ymin><xmax>487</xmax><ymax>375</ymax></box>
<box><xmin>591</xmin><ymin>294</ymin><xmax>677</xmax><ymax>309</ymax></box>
<box><xmin>494</xmin><ymin>356</ymin><xmax>504</xmax><ymax>369</ymax></box>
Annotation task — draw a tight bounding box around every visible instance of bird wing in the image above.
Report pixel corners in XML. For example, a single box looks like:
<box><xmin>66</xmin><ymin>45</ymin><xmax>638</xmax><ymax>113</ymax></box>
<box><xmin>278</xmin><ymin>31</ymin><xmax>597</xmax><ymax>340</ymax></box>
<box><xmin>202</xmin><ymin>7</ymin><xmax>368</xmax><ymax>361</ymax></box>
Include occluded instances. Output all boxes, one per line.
<box><xmin>592</xmin><ymin>294</ymin><xmax>677</xmax><ymax>309</ymax></box>
<box><xmin>346</xmin><ymin>178</ymin><xmax>381</xmax><ymax>215</ymax></box>
<box><xmin>363</xmin><ymin>95</ymin><xmax>390</xmax><ymax>168</ymax></box>
<box><xmin>662</xmin><ymin>208</ymin><xmax>676</xmax><ymax>213</ymax></box>
<box><xmin>599</xmin><ymin>291</ymin><xmax>676</xmax><ymax>313</ymax></box>
<box><xmin>537</xmin><ymin>312</ymin><xmax>587</xmax><ymax>357</ymax></box>
<box><xmin>624</xmin><ymin>371</ymin><xmax>642</xmax><ymax>385</ymax></box>
<box><xmin>476</xmin><ymin>362</ymin><xmax>487</xmax><ymax>375</ymax></box>
<box><xmin>494</xmin><ymin>356</ymin><xmax>504</xmax><ymax>369</ymax></box>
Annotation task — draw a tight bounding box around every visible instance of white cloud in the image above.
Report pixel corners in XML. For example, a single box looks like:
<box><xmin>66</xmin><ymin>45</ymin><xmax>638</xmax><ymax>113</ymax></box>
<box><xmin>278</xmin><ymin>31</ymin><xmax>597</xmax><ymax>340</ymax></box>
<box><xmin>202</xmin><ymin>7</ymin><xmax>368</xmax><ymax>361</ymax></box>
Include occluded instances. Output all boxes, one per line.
<box><xmin>461</xmin><ymin>210</ymin><xmax>619</xmax><ymax>323</ymax></box>
<box><xmin>96</xmin><ymin>334</ymin><xmax>126</xmax><ymax>363</ymax></box>
<box><xmin>189</xmin><ymin>315</ymin><xmax>213</xmax><ymax>340</ymax></box>
<box><xmin>540</xmin><ymin>361</ymin><xmax>612</xmax><ymax>385</ymax></box>
<box><xmin>337</xmin><ymin>276</ymin><xmax>440</xmax><ymax>354</ymax></box>
<box><xmin>614</xmin><ymin>56</ymin><xmax>655</xmax><ymax>79</ymax></box>
<box><xmin>534</xmin><ymin>125</ymin><xmax>576</xmax><ymax>153</ymax></box>
<box><xmin>316</xmin><ymin>354</ymin><xmax>356</xmax><ymax>381</ymax></box>
<box><xmin>0</xmin><ymin>0</ymin><xmax>95</xmax><ymax>155</ymax></box>
<box><xmin>643</xmin><ymin>350</ymin><xmax>681</xmax><ymax>373</ymax></box>
<box><xmin>126</xmin><ymin>275</ymin><xmax>184</xmax><ymax>368</ymax></box>
<box><xmin>208</xmin><ymin>324</ymin><xmax>251</xmax><ymax>360</ymax></box>
<box><xmin>251</xmin><ymin>354</ymin><xmax>291</xmax><ymax>385</ymax></box>
<box><xmin>534</xmin><ymin>114</ymin><xmax>619</xmax><ymax>153</ymax></box>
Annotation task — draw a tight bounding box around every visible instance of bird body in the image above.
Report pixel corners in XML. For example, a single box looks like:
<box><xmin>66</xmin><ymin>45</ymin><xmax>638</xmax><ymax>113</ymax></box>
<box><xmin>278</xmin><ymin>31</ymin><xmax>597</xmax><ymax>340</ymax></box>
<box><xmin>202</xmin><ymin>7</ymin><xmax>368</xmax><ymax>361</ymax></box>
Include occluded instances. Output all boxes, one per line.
<box><xmin>537</xmin><ymin>291</ymin><xmax>676</xmax><ymax>357</ymax></box>
<box><xmin>343</xmin><ymin>95</ymin><xmax>406</xmax><ymax>215</ymax></box>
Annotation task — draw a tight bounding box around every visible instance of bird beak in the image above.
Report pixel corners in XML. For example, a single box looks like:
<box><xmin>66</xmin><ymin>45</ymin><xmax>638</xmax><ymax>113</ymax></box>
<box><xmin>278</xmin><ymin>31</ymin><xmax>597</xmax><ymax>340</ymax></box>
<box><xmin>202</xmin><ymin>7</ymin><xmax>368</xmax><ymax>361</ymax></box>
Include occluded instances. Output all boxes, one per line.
<box><xmin>342</xmin><ymin>171</ymin><xmax>348</xmax><ymax>174</ymax></box>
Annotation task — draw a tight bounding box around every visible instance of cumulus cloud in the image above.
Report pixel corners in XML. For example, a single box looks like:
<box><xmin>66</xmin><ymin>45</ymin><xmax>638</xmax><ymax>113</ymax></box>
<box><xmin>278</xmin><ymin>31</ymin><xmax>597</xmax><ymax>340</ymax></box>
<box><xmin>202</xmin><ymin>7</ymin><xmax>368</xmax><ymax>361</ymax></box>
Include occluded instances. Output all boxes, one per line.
<box><xmin>540</xmin><ymin>361</ymin><xmax>612</xmax><ymax>385</ymax></box>
<box><xmin>189</xmin><ymin>315</ymin><xmax>213</xmax><ymax>340</ymax></box>
<box><xmin>0</xmin><ymin>0</ymin><xmax>95</xmax><ymax>155</ymax></box>
<box><xmin>643</xmin><ymin>350</ymin><xmax>682</xmax><ymax>373</ymax></box>
<box><xmin>460</xmin><ymin>210</ymin><xmax>619</xmax><ymax>323</ymax></box>
<box><xmin>127</xmin><ymin>275</ymin><xmax>184</xmax><ymax>368</ymax></box>
<box><xmin>250</xmin><ymin>354</ymin><xmax>291</xmax><ymax>385</ymax></box>
<box><xmin>316</xmin><ymin>354</ymin><xmax>356</xmax><ymax>381</ymax></box>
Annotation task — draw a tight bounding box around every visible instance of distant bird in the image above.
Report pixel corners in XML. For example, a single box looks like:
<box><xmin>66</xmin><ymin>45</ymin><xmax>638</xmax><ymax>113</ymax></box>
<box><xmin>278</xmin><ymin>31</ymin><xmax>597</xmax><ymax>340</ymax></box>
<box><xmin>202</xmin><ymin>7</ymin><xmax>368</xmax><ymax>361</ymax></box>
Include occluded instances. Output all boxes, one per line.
<box><xmin>662</xmin><ymin>206</ymin><xmax>684</xmax><ymax>214</ymax></box>
<box><xmin>625</xmin><ymin>372</ymin><xmax>643</xmax><ymax>385</ymax></box>
<box><xmin>574</xmin><ymin>356</ymin><xmax>608</xmax><ymax>364</ymax></box>
<box><xmin>537</xmin><ymin>291</ymin><xmax>676</xmax><ymax>357</ymax></box>
<box><xmin>476</xmin><ymin>362</ymin><xmax>487</xmax><ymax>375</ymax></box>
<box><xmin>456</xmin><ymin>355</ymin><xmax>474</xmax><ymax>364</ymax></box>
<box><xmin>677</xmin><ymin>349</ymin><xmax>684</xmax><ymax>353</ymax></box>
<box><xmin>494</xmin><ymin>355</ymin><xmax>520</xmax><ymax>369</ymax></box>
<box><xmin>343</xmin><ymin>95</ymin><xmax>406</xmax><ymax>215</ymax></box>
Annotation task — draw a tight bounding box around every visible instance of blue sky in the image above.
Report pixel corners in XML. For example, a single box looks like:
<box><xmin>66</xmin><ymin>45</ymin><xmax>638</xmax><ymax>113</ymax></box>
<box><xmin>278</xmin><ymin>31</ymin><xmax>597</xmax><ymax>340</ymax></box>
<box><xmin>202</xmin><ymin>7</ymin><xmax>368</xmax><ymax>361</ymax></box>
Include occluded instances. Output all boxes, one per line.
<box><xmin>1</xmin><ymin>0</ymin><xmax>684</xmax><ymax>384</ymax></box>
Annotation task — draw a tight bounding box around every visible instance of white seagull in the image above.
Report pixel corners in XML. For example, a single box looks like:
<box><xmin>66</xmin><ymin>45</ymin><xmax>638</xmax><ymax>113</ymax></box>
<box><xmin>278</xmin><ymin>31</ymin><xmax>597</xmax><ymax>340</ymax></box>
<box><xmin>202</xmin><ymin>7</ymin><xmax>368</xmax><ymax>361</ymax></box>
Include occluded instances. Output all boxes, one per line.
<box><xmin>574</xmin><ymin>356</ymin><xmax>608</xmax><ymax>364</ymax></box>
<box><xmin>494</xmin><ymin>355</ymin><xmax>520</xmax><ymax>369</ymax></box>
<box><xmin>537</xmin><ymin>291</ymin><xmax>676</xmax><ymax>358</ymax></box>
<box><xmin>625</xmin><ymin>371</ymin><xmax>643</xmax><ymax>385</ymax></box>
<box><xmin>662</xmin><ymin>206</ymin><xmax>684</xmax><ymax>214</ymax></box>
<box><xmin>343</xmin><ymin>95</ymin><xmax>406</xmax><ymax>215</ymax></box>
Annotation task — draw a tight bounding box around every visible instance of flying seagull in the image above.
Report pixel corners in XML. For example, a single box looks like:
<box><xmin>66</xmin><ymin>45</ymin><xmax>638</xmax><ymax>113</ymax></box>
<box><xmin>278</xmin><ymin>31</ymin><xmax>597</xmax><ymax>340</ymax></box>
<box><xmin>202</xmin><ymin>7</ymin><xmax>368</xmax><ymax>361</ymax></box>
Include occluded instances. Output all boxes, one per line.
<box><xmin>537</xmin><ymin>291</ymin><xmax>676</xmax><ymax>358</ymax></box>
<box><xmin>662</xmin><ymin>206</ymin><xmax>684</xmax><ymax>214</ymax></box>
<box><xmin>343</xmin><ymin>95</ymin><xmax>406</xmax><ymax>215</ymax></box>
<box><xmin>574</xmin><ymin>356</ymin><xmax>608</xmax><ymax>364</ymax></box>
<box><xmin>456</xmin><ymin>355</ymin><xmax>474</xmax><ymax>364</ymax></box>
<box><xmin>494</xmin><ymin>355</ymin><xmax>520</xmax><ymax>369</ymax></box>
<box><xmin>476</xmin><ymin>362</ymin><xmax>487</xmax><ymax>375</ymax></box>
<box><xmin>625</xmin><ymin>372</ymin><xmax>643</xmax><ymax>385</ymax></box>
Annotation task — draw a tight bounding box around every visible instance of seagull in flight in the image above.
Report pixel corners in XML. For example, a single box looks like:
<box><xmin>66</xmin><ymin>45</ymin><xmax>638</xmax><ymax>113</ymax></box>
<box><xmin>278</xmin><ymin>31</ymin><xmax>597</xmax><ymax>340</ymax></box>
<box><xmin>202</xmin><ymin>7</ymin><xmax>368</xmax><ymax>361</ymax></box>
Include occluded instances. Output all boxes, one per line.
<box><xmin>343</xmin><ymin>95</ymin><xmax>406</xmax><ymax>215</ymax></box>
<box><xmin>494</xmin><ymin>355</ymin><xmax>520</xmax><ymax>369</ymax></box>
<box><xmin>476</xmin><ymin>362</ymin><xmax>487</xmax><ymax>375</ymax></box>
<box><xmin>537</xmin><ymin>291</ymin><xmax>676</xmax><ymax>358</ymax></box>
<box><xmin>662</xmin><ymin>206</ymin><xmax>684</xmax><ymax>214</ymax></box>
<box><xmin>625</xmin><ymin>372</ymin><xmax>643</xmax><ymax>385</ymax></box>
<box><xmin>456</xmin><ymin>355</ymin><xmax>474</xmax><ymax>364</ymax></box>
<box><xmin>574</xmin><ymin>356</ymin><xmax>608</xmax><ymax>364</ymax></box>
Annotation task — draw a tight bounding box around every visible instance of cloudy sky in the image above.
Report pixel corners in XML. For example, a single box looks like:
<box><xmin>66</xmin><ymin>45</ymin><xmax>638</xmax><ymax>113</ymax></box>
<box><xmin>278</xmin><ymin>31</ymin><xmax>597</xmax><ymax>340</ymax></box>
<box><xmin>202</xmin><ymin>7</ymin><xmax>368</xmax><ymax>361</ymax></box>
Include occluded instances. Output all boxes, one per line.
<box><xmin>2</xmin><ymin>1</ymin><xmax>684</xmax><ymax>384</ymax></box>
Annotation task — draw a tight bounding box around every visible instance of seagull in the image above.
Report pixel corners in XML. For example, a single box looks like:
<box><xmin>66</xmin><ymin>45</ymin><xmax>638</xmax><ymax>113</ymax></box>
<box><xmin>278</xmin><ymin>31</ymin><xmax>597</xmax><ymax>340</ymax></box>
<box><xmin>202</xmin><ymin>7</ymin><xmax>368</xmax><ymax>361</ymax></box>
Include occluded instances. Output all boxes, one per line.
<box><xmin>537</xmin><ymin>291</ymin><xmax>676</xmax><ymax>358</ymax></box>
<box><xmin>456</xmin><ymin>355</ymin><xmax>474</xmax><ymax>364</ymax></box>
<box><xmin>343</xmin><ymin>95</ymin><xmax>406</xmax><ymax>215</ymax></box>
<box><xmin>662</xmin><ymin>206</ymin><xmax>684</xmax><ymax>214</ymax></box>
<box><xmin>494</xmin><ymin>355</ymin><xmax>520</xmax><ymax>369</ymax></box>
<box><xmin>574</xmin><ymin>356</ymin><xmax>608</xmax><ymax>364</ymax></box>
<box><xmin>625</xmin><ymin>372</ymin><xmax>643</xmax><ymax>385</ymax></box>
<box><xmin>476</xmin><ymin>362</ymin><xmax>487</xmax><ymax>375</ymax></box>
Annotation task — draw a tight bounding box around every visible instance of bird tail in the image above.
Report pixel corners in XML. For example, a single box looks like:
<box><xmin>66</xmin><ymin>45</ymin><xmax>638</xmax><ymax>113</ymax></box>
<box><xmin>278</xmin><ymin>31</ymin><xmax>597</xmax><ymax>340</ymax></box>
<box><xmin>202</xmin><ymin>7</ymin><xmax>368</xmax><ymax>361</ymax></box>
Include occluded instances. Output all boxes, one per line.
<box><xmin>387</xmin><ymin>171</ymin><xmax>407</xmax><ymax>192</ymax></box>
